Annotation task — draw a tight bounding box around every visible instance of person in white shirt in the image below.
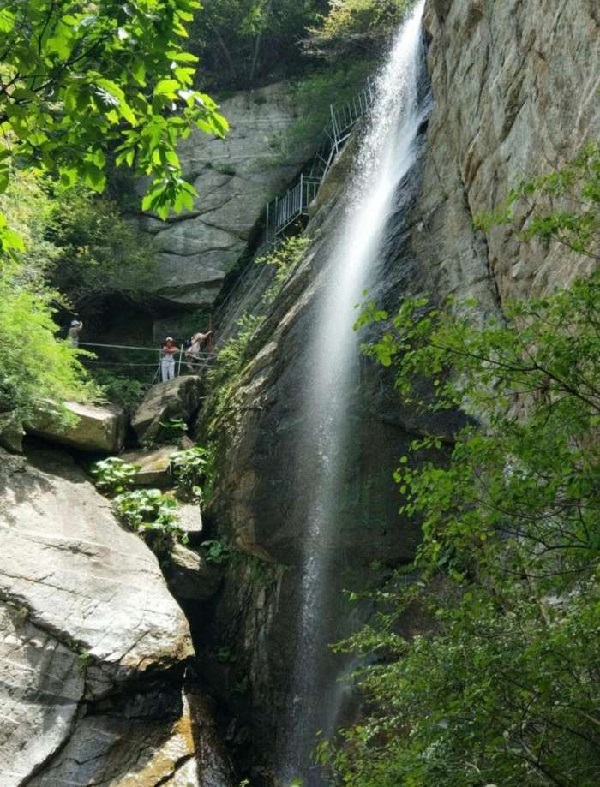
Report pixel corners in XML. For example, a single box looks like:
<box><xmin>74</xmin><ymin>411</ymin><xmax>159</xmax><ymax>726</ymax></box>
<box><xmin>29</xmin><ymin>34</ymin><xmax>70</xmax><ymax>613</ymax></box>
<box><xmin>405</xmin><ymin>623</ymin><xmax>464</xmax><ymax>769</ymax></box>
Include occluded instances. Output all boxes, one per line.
<box><xmin>160</xmin><ymin>336</ymin><xmax>179</xmax><ymax>381</ymax></box>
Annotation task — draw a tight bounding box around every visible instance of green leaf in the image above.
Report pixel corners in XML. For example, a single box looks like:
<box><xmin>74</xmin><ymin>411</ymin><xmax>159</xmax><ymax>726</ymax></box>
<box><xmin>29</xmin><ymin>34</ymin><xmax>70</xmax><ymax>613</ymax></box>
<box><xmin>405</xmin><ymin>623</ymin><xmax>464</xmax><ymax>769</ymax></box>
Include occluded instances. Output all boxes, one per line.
<box><xmin>0</xmin><ymin>8</ymin><xmax>15</xmax><ymax>33</ymax></box>
<box><xmin>154</xmin><ymin>79</ymin><xmax>180</xmax><ymax>99</ymax></box>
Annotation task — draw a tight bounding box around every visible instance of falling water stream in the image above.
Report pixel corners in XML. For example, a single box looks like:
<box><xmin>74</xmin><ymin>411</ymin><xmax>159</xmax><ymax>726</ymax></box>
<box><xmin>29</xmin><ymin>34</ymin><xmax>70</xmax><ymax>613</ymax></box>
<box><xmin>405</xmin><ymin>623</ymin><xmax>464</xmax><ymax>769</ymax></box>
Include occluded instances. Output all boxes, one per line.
<box><xmin>279</xmin><ymin>2</ymin><xmax>426</xmax><ymax>783</ymax></box>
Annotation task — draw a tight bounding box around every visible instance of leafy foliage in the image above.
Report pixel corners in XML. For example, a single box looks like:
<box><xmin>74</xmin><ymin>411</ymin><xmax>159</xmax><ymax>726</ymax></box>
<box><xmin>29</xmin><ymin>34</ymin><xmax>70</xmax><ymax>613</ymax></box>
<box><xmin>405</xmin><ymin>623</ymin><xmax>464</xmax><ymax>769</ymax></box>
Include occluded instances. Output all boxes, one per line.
<box><xmin>113</xmin><ymin>487</ymin><xmax>185</xmax><ymax>553</ymax></box>
<box><xmin>0</xmin><ymin>1</ymin><xmax>229</xmax><ymax>428</ymax></box>
<box><xmin>257</xmin><ymin>234</ymin><xmax>309</xmax><ymax>305</ymax></box>
<box><xmin>89</xmin><ymin>370</ymin><xmax>148</xmax><ymax>413</ymax></box>
<box><xmin>92</xmin><ymin>444</ymin><xmax>215</xmax><ymax>552</ymax></box>
<box><xmin>306</xmin><ymin>0</ymin><xmax>417</xmax><ymax>61</ymax></box>
<box><xmin>0</xmin><ymin>257</ymin><xmax>96</xmax><ymax>423</ymax></box>
<box><xmin>47</xmin><ymin>187</ymin><xmax>160</xmax><ymax>311</ymax></box>
<box><xmin>169</xmin><ymin>444</ymin><xmax>213</xmax><ymax>501</ymax></box>
<box><xmin>0</xmin><ymin>167</ymin><xmax>58</xmax><ymax>277</ymax></box>
<box><xmin>192</xmin><ymin>0</ymin><xmax>328</xmax><ymax>89</ymax></box>
<box><xmin>155</xmin><ymin>416</ymin><xmax>189</xmax><ymax>446</ymax></box>
<box><xmin>92</xmin><ymin>457</ymin><xmax>140</xmax><ymax>495</ymax></box>
<box><xmin>476</xmin><ymin>142</ymin><xmax>599</xmax><ymax>258</ymax></box>
<box><xmin>323</xmin><ymin>272</ymin><xmax>600</xmax><ymax>786</ymax></box>
<box><xmin>0</xmin><ymin>168</ymin><xmax>158</xmax><ymax>426</ymax></box>
<box><xmin>320</xmin><ymin>156</ymin><xmax>600</xmax><ymax>785</ymax></box>
<box><xmin>201</xmin><ymin>538</ymin><xmax>232</xmax><ymax>564</ymax></box>
<box><xmin>92</xmin><ymin>456</ymin><xmax>189</xmax><ymax>554</ymax></box>
<box><xmin>206</xmin><ymin>313</ymin><xmax>265</xmax><ymax>433</ymax></box>
<box><xmin>0</xmin><ymin>0</ymin><xmax>228</xmax><ymax>229</ymax></box>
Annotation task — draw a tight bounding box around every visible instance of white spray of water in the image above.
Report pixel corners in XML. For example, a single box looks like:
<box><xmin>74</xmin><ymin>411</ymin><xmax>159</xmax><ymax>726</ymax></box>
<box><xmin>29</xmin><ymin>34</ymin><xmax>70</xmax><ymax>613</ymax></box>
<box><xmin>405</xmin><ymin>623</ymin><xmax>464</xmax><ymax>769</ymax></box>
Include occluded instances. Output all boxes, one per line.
<box><xmin>279</xmin><ymin>2</ymin><xmax>426</xmax><ymax>783</ymax></box>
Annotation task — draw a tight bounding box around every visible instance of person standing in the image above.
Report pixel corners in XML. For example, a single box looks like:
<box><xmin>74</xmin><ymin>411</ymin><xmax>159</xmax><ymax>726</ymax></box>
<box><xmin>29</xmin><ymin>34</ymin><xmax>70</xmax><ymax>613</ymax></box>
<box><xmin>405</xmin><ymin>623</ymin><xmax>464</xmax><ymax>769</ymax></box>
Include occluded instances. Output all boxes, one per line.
<box><xmin>67</xmin><ymin>319</ymin><xmax>83</xmax><ymax>347</ymax></box>
<box><xmin>185</xmin><ymin>329</ymin><xmax>213</xmax><ymax>372</ymax></box>
<box><xmin>160</xmin><ymin>336</ymin><xmax>179</xmax><ymax>382</ymax></box>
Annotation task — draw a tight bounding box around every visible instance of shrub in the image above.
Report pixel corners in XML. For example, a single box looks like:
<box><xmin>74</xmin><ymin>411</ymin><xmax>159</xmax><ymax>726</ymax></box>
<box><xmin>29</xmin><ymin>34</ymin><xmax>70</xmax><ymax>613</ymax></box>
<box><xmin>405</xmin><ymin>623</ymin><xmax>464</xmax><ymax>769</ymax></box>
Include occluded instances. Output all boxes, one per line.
<box><xmin>91</xmin><ymin>370</ymin><xmax>148</xmax><ymax>412</ymax></box>
<box><xmin>0</xmin><ymin>259</ymin><xmax>96</xmax><ymax>424</ymax></box>
<box><xmin>47</xmin><ymin>187</ymin><xmax>160</xmax><ymax>314</ymax></box>
<box><xmin>169</xmin><ymin>444</ymin><xmax>214</xmax><ymax>502</ymax></box>
<box><xmin>258</xmin><ymin>235</ymin><xmax>310</xmax><ymax>306</ymax></box>
<box><xmin>92</xmin><ymin>457</ymin><xmax>188</xmax><ymax>555</ymax></box>
<box><xmin>201</xmin><ymin>538</ymin><xmax>232</xmax><ymax>565</ymax></box>
<box><xmin>91</xmin><ymin>457</ymin><xmax>140</xmax><ymax>495</ymax></box>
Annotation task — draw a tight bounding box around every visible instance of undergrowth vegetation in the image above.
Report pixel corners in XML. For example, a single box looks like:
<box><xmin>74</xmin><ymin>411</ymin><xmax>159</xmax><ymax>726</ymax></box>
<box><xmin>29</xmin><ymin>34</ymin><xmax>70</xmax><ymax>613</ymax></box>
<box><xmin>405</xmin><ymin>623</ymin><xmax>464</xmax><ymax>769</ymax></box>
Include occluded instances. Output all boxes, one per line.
<box><xmin>0</xmin><ymin>168</ymin><xmax>162</xmax><ymax>427</ymax></box>
<box><xmin>92</xmin><ymin>449</ymin><xmax>214</xmax><ymax>556</ymax></box>
<box><xmin>89</xmin><ymin>370</ymin><xmax>148</xmax><ymax>413</ymax></box>
<box><xmin>318</xmin><ymin>145</ymin><xmax>600</xmax><ymax>785</ymax></box>
<box><xmin>47</xmin><ymin>187</ymin><xmax>160</xmax><ymax>315</ymax></box>
<box><xmin>258</xmin><ymin>234</ymin><xmax>310</xmax><ymax>305</ymax></box>
<box><xmin>306</xmin><ymin>0</ymin><xmax>418</xmax><ymax>60</ymax></box>
<box><xmin>0</xmin><ymin>258</ymin><xmax>97</xmax><ymax>425</ymax></box>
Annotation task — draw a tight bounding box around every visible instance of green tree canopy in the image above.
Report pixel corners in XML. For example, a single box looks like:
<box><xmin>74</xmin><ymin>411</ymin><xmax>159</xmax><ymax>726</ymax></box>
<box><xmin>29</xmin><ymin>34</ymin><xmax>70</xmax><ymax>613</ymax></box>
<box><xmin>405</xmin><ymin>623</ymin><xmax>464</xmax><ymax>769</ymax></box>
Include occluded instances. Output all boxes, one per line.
<box><xmin>47</xmin><ymin>186</ymin><xmax>159</xmax><ymax>312</ymax></box>
<box><xmin>305</xmin><ymin>0</ymin><xmax>416</xmax><ymax>62</ymax></box>
<box><xmin>0</xmin><ymin>0</ymin><xmax>228</xmax><ymax>237</ymax></box>
<box><xmin>192</xmin><ymin>0</ymin><xmax>329</xmax><ymax>89</ymax></box>
<box><xmin>0</xmin><ymin>0</ymin><xmax>228</xmax><ymax>429</ymax></box>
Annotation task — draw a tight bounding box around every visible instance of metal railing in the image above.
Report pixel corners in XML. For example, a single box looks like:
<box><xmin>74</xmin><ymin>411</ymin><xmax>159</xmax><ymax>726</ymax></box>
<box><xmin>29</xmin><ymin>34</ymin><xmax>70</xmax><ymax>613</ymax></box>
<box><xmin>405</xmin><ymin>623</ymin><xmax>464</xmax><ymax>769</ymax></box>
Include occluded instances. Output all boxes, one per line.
<box><xmin>265</xmin><ymin>174</ymin><xmax>321</xmax><ymax>242</ymax></box>
<box><xmin>329</xmin><ymin>78</ymin><xmax>376</xmax><ymax>156</ymax></box>
<box><xmin>79</xmin><ymin>342</ymin><xmax>214</xmax><ymax>385</ymax></box>
<box><xmin>262</xmin><ymin>78</ymin><xmax>376</xmax><ymax>245</ymax></box>
<box><xmin>212</xmin><ymin>78</ymin><xmax>377</xmax><ymax>346</ymax></box>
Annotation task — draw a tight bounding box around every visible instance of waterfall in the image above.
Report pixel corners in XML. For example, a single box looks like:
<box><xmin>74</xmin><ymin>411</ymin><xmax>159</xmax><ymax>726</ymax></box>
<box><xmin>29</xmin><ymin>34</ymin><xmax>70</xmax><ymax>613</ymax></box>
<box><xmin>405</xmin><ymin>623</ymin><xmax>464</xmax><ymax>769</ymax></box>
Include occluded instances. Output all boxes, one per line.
<box><xmin>279</xmin><ymin>2</ymin><xmax>426</xmax><ymax>783</ymax></box>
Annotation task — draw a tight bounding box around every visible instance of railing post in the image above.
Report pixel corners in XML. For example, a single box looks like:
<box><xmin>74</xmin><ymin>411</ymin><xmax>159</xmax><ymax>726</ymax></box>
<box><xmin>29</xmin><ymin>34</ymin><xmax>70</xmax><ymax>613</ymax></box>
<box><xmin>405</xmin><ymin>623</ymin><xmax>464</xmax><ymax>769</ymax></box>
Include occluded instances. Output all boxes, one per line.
<box><xmin>330</xmin><ymin>104</ymin><xmax>339</xmax><ymax>155</ymax></box>
<box><xmin>266</xmin><ymin>201</ymin><xmax>270</xmax><ymax>241</ymax></box>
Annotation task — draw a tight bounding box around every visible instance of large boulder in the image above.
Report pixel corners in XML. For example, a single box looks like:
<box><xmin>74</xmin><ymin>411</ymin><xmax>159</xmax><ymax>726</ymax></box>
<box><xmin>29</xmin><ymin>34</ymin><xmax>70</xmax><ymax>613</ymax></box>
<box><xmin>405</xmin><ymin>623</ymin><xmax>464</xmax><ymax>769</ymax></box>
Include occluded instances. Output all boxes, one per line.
<box><xmin>27</xmin><ymin>688</ymin><xmax>205</xmax><ymax>787</ymax></box>
<box><xmin>164</xmin><ymin>543</ymin><xmax>222</xmax><ymax>602</ymax></box>
<box><xmin>121</xmin><ymin>444</ymin><xmax>179</xmax><ymax>487</ymax></box>
<box><xmin>28</xmin><ymin>401</ymin><xmax>126</xmax><ymax>452</ymax></box>
<box><xmin>0</xmin><ymin>447</ymin><xmax>194</xmax><ymax>784</ymax></box>
<box><xmin>131</xmin><ymin>375</ymin><xmax>203</xmax><ymax>444</ymax></box>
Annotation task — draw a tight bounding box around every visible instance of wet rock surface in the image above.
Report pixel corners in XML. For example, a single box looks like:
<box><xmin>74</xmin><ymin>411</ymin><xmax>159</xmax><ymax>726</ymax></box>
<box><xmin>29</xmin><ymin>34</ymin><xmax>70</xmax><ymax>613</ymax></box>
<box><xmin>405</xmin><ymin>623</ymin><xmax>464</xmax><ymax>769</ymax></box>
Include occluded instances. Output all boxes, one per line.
<box><xmin>194</xmin><ymin>0</ymin><xmax>599</xmax><ymax>778</ymax></box>
<box><xmin>164</xmin><ymin>543</ymin><xmax>222</xmax><ymax>602</ymax></box>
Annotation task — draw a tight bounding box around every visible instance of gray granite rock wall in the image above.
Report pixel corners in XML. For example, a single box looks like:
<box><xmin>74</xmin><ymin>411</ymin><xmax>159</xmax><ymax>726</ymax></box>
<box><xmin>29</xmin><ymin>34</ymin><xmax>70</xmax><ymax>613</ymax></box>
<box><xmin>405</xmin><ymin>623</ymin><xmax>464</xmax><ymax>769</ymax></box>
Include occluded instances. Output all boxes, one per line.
<box><xmin>0</xmin><ymin>447</ymin><xmax>231</xmax><ymax>786</ymax></box>
<box><xmin>194</xmin><ymin>0</ymin><xmax>599</xmax><ymax>779</ymax></box>
<box><xmin>140</xmin><ymin>83</ymin><xmax>314</xmax><ymax>317</ymax></box>
<box><xmin>420</xmin><ymin>0</ymin><xmax>599</xmax><ymax>305</ymax></box>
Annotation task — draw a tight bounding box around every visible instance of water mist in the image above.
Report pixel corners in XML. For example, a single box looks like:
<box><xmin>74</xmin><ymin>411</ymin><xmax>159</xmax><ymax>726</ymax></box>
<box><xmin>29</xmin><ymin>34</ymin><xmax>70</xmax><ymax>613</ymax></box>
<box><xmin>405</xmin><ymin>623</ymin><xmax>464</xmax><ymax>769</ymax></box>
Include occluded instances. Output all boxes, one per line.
<box><xmin>278</xmin><ymin>2</ymin><xmax>427</xmax><ymax>783</ymax></box>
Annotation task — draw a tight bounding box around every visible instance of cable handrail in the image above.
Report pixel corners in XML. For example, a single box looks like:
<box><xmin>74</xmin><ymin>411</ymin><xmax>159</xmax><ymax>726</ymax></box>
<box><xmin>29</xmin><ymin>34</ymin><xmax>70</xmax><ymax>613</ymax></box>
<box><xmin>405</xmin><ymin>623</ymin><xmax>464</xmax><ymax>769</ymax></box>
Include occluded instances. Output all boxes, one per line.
<box><xmin>79</xmin><ymin>341</ymin><xmax>215</xmax><ymax>385</ymax></box>
<box><xmin>80</xmin><ymin>341</ymin><xmax>212</xmax><ymax>360</ymax></box>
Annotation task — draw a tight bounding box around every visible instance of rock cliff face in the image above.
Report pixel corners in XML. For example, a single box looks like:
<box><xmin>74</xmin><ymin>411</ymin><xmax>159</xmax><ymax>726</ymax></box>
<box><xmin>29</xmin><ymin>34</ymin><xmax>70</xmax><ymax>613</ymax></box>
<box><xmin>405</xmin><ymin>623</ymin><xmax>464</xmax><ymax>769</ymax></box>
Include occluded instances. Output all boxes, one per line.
<box><xmin>419</xmin><ymin>0</ymin><xmax>599</xmax><ymax>306</ymax></box>
<box><xmin>0</xmin><ymin>447</ymin><xmax>211</xmax><ymax>785</ymax></box>
<box><xmin>195</xmin><ymin>0</ymin><xmax>599</xmax><ymax>778</ymax></box>
<box><xmin>140</xmin><ymin>83</ymin><xmax>313</xmax><ymax>314</ymax></box>
<box><xmin>0</xmin><ymin>1</ymin><xmax>597</xmax><ymax>783</ymax></box>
